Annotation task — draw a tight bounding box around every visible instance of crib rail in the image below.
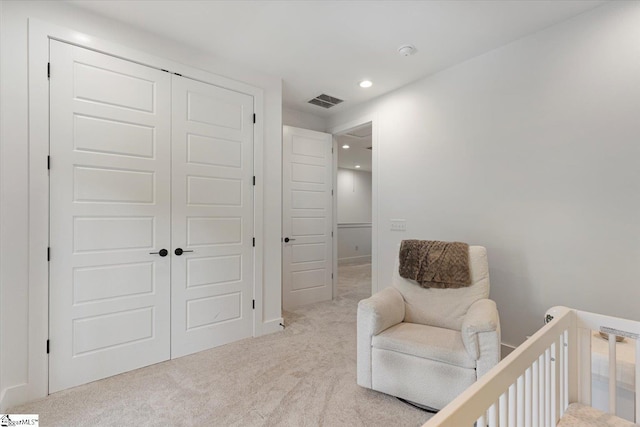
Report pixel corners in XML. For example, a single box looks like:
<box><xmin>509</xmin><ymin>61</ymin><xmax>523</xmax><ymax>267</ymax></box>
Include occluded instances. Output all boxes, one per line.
<box><xmin>424</xmin><ymin>306</ymin><xmax>640</xmax><ymax>426</ymax></box>
<box><xmin>425</xmin><ymin>306</ymin><xmax>572</xmax><ymax>426</ymax></box>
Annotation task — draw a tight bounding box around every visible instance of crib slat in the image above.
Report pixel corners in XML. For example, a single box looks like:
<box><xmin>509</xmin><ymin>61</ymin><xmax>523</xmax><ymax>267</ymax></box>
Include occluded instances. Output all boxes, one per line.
<box><xmin>477</xmin><ymin>414</ymin><xmax>485</xmax><ymax>427</ymax></box>
<box><xmin>558</xmin><ymin>332</ymin><xmax>565</xmax><ymax>417</ymax></box>
<box><xmin>509</xmin><ymin>383</ymin><xmax>516</xmax><ymax>427</ymax></box>
<box><xmin>517</xmin><ymin>374</ymin><xmax>524</xmax><ymax>427</ymax></box>
<box><xmin>607</xmin><ymin>333</ymin><xmax>617</xmax><ymax>415</ymax></box>
<box><xmin>549</xmin><ymin>343</ymin><xmax>558</xmax><ymax>425</ymax></box>
<box><xmin>524</xmin><ymin>366</ymin><xmax>532</xmax><ymax>427</ymax></box>
<box><xmin>539</xmin><ymin>354</ymin><xmax>545</xmax><ymax>426</ymax></box>
<box><xmin>545</xmin><ymin>347</ymin><xmax>551</xmax><ymax>427</ymax></box>
<box><xmin>563</xmin><ymin>329</ymin><xmax>569</xmax><ymax>413</ymax></box>
<box><xmin>488</xmin><ymin>402</ymin><xmax>497</xmax><ymax>427</ymax></box>
<box><xmin>499</xmin><ymin>392</ymin><xmax>508</xmax><ymax>427</ymax></box>
<box><xmin>551</xmin><ymin>341</ymin><xmax>557</xmax><ymax>425</ymax></box>
<box><xmin>532</xmin><ymin>359</ymin><xmax>539</xmax><ymax>426</ymax></box>
<box><xmin>635</xmin><ymin>338</ymin><xmax>639</xmax><ymax>423</ymax></box>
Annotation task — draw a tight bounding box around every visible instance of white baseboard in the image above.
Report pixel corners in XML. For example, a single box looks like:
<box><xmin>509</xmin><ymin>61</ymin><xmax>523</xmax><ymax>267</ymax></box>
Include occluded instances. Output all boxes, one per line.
<box><xmin>338</xmin><ymin>255</ymin><xmax>371</xmax><ymax>266</ymax></box>
<box><xmin>0</xmin><ymin>388</ymin><xmax>7</xmax><ymax>412</ymax></box>
<box><xmin>261</xmin><ymin>318</ymin><xmax>284</xmax><ymax>335</ymax></box>
<box><xmin>0</xmin><ymin>383</ymin><xmax>31</xmax><ymax>412</ymax></box>
<box><xmin>501</xmin><ymin>343</ymin><xmax>516</xmax><ymax>360</ymax></box>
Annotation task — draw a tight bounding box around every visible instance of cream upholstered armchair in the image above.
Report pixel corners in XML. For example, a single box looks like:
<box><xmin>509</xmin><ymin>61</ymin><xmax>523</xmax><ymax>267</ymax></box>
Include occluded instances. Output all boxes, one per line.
<box><xmin>357</xmin><ymin>245</ymin><xmax>500</xmax><ymax>410</ymax></box>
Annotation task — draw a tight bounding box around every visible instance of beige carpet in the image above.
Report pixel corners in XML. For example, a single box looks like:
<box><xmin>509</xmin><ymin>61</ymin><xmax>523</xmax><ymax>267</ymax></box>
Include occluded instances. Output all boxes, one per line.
<box><xmin>11</xmin><ymin>263</ymin><xmax>432</xmax><ymax>426</ymax></box>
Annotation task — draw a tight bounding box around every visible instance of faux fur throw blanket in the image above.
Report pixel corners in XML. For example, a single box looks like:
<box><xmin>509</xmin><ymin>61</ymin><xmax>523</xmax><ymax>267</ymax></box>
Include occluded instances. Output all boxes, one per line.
<box><xmin>399</xmin><ymin>240</ymin><xmax>472</xmax><ymax>288</ymax></box>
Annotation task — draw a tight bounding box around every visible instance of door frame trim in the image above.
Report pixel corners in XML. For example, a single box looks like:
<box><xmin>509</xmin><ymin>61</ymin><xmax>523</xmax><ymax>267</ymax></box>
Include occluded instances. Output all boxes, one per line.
<box><xmin>25</xmin><ymin>18</ymin><xmax>265</xmax><ymax>404</ymax></box>
<box><xmin>328</xmin><ymin>116</ymin><xmax>379</xmax><ymax>295</ymax></box>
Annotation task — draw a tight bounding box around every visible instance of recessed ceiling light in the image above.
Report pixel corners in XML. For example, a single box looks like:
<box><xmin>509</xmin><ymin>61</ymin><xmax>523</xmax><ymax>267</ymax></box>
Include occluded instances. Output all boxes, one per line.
<box><xmin>342</xmin><ymin>144</ymin><xmax>350</xmax><ymax>149</ymax></box>
<box><xmin>355</xmin><ymin>165</ymin><xmax>361</xmax><ymax>169</ymax></box>
<box><xmin>359</xmin><ymin>80</ymin><xmax>372</xmax><ymax>88</ymax></box>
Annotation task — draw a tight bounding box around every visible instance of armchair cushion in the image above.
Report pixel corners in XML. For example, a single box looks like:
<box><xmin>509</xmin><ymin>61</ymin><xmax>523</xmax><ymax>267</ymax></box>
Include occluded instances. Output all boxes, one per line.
<box><xmin>373</xmin><ymin>322</ymin><xmax>475</xmax><ymax>369</ymax></box>
<box><xmin>391</xmin><ymin>245</ymin><xmax>490</xmax><ymax>331</ymax></box>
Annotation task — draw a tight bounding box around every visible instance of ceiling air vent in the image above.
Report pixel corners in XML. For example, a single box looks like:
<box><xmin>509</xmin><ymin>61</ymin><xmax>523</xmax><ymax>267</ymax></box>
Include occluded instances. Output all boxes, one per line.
<box><xmin>308</xmin><ymin>94</ymin><xmax>344</xmax><ymax>109</ymax></box>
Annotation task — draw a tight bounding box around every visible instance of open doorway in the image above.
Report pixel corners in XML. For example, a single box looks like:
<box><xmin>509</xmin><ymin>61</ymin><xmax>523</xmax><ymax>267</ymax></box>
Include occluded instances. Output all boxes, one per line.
<box><xmin>334</xmin><ymin>122</ymin><xmax>373</xmax><ymax>300</ymax></box>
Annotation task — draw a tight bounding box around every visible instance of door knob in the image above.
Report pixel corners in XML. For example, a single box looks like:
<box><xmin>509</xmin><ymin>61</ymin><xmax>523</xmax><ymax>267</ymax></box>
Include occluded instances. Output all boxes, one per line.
<box><xmin>284</xmin><ymin>237</ymin><xmax>296</xmax><ymax>243</ymax></box>
<box><xmin>150</xmin><ymin>249</ymin><xmax>168</xmax><ymax>257</ymax></box>
<box><xmin>174</xmin><ymin>248</ymin><xmax>194</xmax><ymax>256</ymax></box>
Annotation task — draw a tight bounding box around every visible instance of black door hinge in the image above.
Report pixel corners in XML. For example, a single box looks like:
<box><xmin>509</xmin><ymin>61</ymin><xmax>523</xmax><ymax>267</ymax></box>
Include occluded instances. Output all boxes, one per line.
<box><xmin>47</xmin><ymin>156</ymin><xmax>50</xmax><ymax>170</ymax></box>
<box><xmin>253</xmin><ymin>114</ymin><xmax>256</xmax><ymax>124</ymax></box>
<box><xmin>252</xmin><ymin>300</ymin><xmax>255</xmax><ymax>310</ymax></box>
<box><xmin>47</xmin><ymin>247</ymin><xmax>50</xmax><ymax>261</ymax></box>
<box><xmin>47</xmin><ymin>62</ymin><xmax>50</xmax><ymax>79</ymax></box>
<box><xmin>46</xmin><ymin>339</ymin><xmax>50</xmax><ymax>354</ymax></box>
<box><xmin>252</xmin><ymin>237</ymin><xmax>255</xmax><ymax>247</ymax></box>
<box><xmin>253</xmin><ymin>176</ymin><xmax>256</xmax><ymax>186</ymax></box>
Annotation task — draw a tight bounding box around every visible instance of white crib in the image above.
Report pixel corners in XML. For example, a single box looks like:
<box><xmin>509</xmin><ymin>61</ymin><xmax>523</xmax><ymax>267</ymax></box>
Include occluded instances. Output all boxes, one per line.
<box><xmin>424</xmin><ymin>306</ymin><xmax>640</xmax><ymax>426</ymax></box>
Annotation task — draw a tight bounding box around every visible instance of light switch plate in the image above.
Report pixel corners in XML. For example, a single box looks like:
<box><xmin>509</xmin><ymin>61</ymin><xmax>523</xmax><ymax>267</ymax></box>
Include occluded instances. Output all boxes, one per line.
<box><xmin>390</xmin><ymin>219</ymin><xmax>406</xmax><ymax>231</ymax></box>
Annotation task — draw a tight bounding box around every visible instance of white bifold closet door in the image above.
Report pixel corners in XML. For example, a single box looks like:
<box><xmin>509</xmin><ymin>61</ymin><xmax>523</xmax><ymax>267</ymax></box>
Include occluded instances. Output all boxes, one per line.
<box><xmin>49</xmin><ymin>40</ymin><xmax>254</xmax><ymax>392</ymax></box>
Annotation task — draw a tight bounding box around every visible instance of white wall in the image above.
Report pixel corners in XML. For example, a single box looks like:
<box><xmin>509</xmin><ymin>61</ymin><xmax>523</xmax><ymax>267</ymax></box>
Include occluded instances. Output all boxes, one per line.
<box><xmin>337</xmin><ymin>168</ymin><xmax>372</xmax><ymax>263</ymax></box>
<box><xmin>337</xmin><ymin>168</ymin><xmax>372</xmax><ymax>223</ymax></box>
<box><xmin>328</xmin><ymin>1</ymin><xmax>640</xmax><ymax>348</ymax></box>
<box><xmin>0</xmin><ymin>0</ymin><xmax>283</xmax><ymax>408</ymax></box>
<box><xmin>282</xmin><ymin>107</ymin><xmax>327</xmax><ymax>133</ymax></box>
<box><xmin>337</xmin><ymin>225</ymin><xmax>372</xmax><ymax>265</ymax></box>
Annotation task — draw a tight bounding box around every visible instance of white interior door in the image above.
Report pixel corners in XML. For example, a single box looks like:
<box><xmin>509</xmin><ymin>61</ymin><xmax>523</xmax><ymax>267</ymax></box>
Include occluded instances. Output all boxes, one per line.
<box><xmin>282</xmin><ymin>126</ymin><xmax>333</xmax><ymax>310</ymax></box>
<box><xmin>49</xmin><ymin>41</ymin><xmax>172</xmax><ymax>392</ymax></box>
<box><xmin>170</xmin><ymin>76</ymin><xmax>254</xmax><ymax>358</ymax></box>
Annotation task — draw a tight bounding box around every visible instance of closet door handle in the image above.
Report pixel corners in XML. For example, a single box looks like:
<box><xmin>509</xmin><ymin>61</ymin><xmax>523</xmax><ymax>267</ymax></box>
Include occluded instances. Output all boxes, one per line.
<box><xmin>284</xmin><ymin>237</ymin><xmax>296</xmax><ymax>243</ymax></box>
<box><xmin>174</xmin><ymin>248</ymin><xmax>194</xmax><ymax>256</ymax></box>
<box><xmin>150</xmin><ymin>249</ymin><xmax>168</xmax><ymax>257</ymax></box>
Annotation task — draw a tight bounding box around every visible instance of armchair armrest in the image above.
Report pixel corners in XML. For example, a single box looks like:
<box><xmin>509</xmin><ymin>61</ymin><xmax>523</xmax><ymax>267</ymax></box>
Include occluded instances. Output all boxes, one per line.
<box><xmin>357</xmin><ymin>287</ymin><xmax>405</xmax><ymax>388</ymax></box>
<box><xmin>461</xmin><ymin>299</ymin><xmax>499</xmax><ymax>361</ymax></box>
<box><xmin>358</xmin><ymin>287</ymin><xmax>405</xmax><ymax>336</ymax></box>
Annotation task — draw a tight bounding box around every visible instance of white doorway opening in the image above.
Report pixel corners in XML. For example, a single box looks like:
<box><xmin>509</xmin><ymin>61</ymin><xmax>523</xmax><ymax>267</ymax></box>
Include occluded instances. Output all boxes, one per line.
<box><xmin>335</xmin><ymin>124</ymin><xmax>372</xmax><ymax>266</ymax></box>
<box><xmin>330</xmin><ymin>118</ymin><xmax>377</xmax><ymax>298</ymax></box>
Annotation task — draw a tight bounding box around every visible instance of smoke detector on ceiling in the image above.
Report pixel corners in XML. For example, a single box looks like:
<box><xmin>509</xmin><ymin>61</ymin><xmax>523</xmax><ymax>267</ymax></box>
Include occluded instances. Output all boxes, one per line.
<box><xmin>398</xmin><ymin>45</ymin><xmax>417</xmax><ymax>57</ymax></box>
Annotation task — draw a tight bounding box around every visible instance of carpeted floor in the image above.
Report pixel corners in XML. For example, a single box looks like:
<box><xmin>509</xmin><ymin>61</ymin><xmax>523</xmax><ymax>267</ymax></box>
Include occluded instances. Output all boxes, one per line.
<box><xmin>11</xmin><ymin>263</ymin><xmax>433</xmax><ymax>426</ymax></box>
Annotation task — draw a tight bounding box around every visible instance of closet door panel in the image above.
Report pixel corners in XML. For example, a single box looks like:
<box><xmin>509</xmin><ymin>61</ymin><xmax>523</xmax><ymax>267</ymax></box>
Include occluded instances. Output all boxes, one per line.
<box><xmin>49</xmin><ymin>41</ymin><xmax>172</xmax><ymax>393</ymax></box>
<box><xmin>171</xmin><ymin>76</ymin><xmax>254</xmax><ymax>358</ymax></box>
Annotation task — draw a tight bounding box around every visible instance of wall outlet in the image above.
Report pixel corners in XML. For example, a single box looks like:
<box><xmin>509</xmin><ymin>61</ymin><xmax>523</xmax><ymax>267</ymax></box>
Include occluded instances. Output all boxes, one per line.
<box><xmin>390</xmin><ymin>219</ymin><xmax>406</xmax><ymax>231</ymax></box>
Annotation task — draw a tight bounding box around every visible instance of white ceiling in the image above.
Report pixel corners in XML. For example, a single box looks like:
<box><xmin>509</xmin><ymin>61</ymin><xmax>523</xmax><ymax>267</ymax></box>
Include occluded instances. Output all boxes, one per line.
<box><xmin>68</xmin><ymin>0</ymin><xmax>605</xmax><ymax>117</ymax></box>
